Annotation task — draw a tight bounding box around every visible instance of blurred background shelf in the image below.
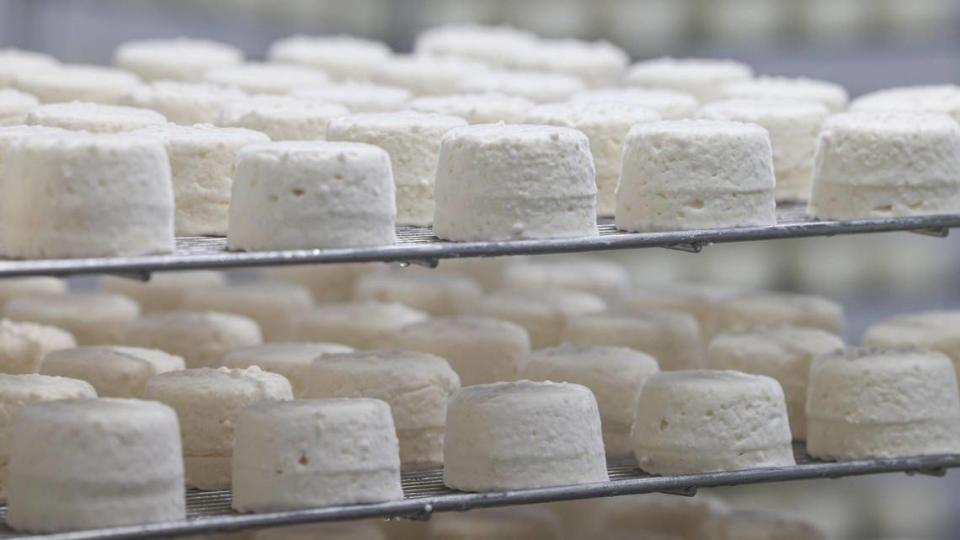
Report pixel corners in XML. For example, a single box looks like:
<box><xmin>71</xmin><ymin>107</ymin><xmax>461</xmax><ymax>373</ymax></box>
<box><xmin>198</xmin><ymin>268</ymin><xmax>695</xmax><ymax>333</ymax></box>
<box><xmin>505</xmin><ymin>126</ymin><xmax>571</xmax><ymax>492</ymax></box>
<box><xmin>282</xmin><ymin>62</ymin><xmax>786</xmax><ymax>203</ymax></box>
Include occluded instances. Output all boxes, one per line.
<box><xmin>0</xmin><ymin>446</ymin><xmax>955</xmax><ymax>540</ymax></box>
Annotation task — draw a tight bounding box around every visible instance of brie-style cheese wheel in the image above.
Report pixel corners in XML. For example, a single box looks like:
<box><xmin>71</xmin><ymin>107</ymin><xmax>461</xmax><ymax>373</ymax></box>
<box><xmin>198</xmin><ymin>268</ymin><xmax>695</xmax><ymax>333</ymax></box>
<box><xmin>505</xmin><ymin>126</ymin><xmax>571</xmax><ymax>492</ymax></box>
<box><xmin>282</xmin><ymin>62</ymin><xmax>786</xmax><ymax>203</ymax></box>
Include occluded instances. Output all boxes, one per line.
<box><xmin>631</xmin><ymin>370</ymin><xmax>796</xmax><ymax>474</ymax></box>
<box><xmin>232</xmin><ymin>398</ymin><xmax>402</xmax><ymax>512</ymax></box>
<box><xmin>326</xmin><ymin>111</ymin><xmax>467</xmax><ymax>226</ymax></box>
<box><xmin>14</xmin><ymin>64</ymin><xmax>140</xmax><ymax>105</ymax></box>
<box><xmin>133</xmin><ymin>123</ymin><xmax>269</xmax><ymax>236</ymax></box>
<box><xmin>114</xmin><ymin>38</ymin><xmax>243</xmax><ymax>82</ymax></box>
<box><xmin>222</xmin><ymin>342</ymin><xmax>353</xmax><ymax>397</ymax></box>
<box><xmin>625</xmin><ymin>58</ymin><xmax>753</xmax><ymax>103</ymax></box>
<box><xmin>181</xmin><ymin>283</ymin><xmax>314</xmax><ymax>342</ymax></box>
<box><xmin>143</xmin><ymin>366</ymin><xmax>292</xmax><ymax>489</ymax></box>
<box><xmin>123</xmin><ymin>311</ymin><xmax>262</xmax><ymax>368</ymax></box>
<box><xmin>707</xmin><ymin>326</ymin><xmax>845</xmax><ymax>439</ymax></box>
<box><xmin>617</xmin><ymin>120</ymin><xmax>777</xmax><ymax>232</ymax></box>
<box><xmin>302</xmin><ymin>350</ymin><xmax>460</xmax><ymax>469</ymax></box>
<box><xmin>434</xmin><ymin>124</ymin><xmax>598</xmax><ymax>241</ymax></box>
<box><xmin>522</xmin><ymin>344</ymin><xmax>659</xmax><ymax>457</ymax></box>
<box><xmin>268</xmin><ymin>35</ymin><xmax>392</xmax><ymax>82</ymax></box>
<box><xmin>443</xmin><ymin>381</ymin><xmax>608</xmax><ymax>491</ymax></box>
<box><xmin>385</xmin><ymin>315</ymin><xmax>530</xmax><ymax>386</ymax></box>
<box><xmin>40</xmin><ymin>346</ymin><xmax>184</xmax><ymax>398</ymax></box>
<box><xmin>806</xmin><ymin>347</ymin><xmax>960</xmax><ymax>460</ymax></box>
<box><xmin>6</xmin><ymin>399</ymin><xmax>184</xmax><ymax>532</ymax></box>
<box><xmin>808</xmin><ymin>112</ymin><xmax>960</xmax><ymax>220</ymax></box>
<box><xmin>6</xmin><ymin>292</ymin><xmax>140</xmax><ymax>346</ymax></box>
<box><xmin>227</xmin><ymin>141</ymin><xmax>397</xmax><ymax>251</ymax></box>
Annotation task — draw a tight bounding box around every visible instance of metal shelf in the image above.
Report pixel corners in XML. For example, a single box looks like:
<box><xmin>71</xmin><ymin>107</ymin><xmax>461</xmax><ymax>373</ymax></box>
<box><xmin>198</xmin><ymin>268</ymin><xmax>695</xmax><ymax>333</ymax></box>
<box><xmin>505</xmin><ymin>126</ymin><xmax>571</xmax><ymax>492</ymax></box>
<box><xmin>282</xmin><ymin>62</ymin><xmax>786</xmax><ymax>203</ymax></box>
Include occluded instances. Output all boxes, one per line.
<box><xmin>0</xmin><ymin>205</ymin><xmax>957</xmax><ymax>278</ymax></box>
<box><xmin>1</xmin><ymin>445</ymin><xmax>956</xmax><ymax>540</ymax></box>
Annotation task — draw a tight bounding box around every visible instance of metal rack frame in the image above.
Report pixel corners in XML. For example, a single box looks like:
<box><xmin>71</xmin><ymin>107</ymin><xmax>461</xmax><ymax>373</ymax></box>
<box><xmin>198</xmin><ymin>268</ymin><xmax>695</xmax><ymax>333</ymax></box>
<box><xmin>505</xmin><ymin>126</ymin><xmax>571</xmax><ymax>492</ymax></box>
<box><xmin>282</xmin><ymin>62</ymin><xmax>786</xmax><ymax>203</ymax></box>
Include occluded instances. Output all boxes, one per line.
<box><xmin>1</xmin><ymin>446</ymin><xmax>956</xmax><ymax>540</ymax></box>
<box><xmin>0</xmin><ymin>205</ymin><xmax>957</xmax><ymax>279</ymax></box>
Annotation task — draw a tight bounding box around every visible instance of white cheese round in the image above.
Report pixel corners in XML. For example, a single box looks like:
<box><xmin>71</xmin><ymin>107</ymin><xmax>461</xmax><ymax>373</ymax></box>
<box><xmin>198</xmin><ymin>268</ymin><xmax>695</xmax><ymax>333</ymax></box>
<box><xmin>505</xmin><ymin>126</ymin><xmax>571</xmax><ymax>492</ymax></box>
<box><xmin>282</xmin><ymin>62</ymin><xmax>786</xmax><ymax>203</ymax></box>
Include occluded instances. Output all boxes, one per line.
<box><xmin>864</xmin><ymin>310</ymin><xmax>960</xmax><ymax>382</ymax></box>
<box><xmin>715</xmin><ymin>291</ymin><xmax>845</xmax><ymax>335</ymax></box>
<box><xmin>0</xmin><ymin>89</ymin><xmax>37</xmax><ymax>126</ymax></box>
<box><xmin>6</xmin><ymin>292</ymin><xmax>140</xmax><ymax>346</ymax></box>
<box><xmin>123</xmin><ymin>311</ymin><xmax>262</xmax><ymax>368</ymax></box>
<box><xmin>572</xmin><ymin>87</ymin><xmax>699</xmax><ymax>119</ymax></box>
<box><xmin>14</xmin><ymin>64</ymin><xmax>140</xmax><ymax>105</ymax></box>
<box><xmin>123</xmin><ymin>81</ymin><xmax>247</xmax><ymax>125</ymax></box>
<box><xmin>721</xmin><ymin>76</ymin><xmax>849</xmax><ymax>112</ymax></box>
<box><xmin>25</xmin><ymin>101</ymin><xmax>166</xmax><ymax>133</ymax></box>
<box><xmin>40</xmin><ymin>346</ymin><xmax>184</xmax><ymax>398</ymax></box>
<box><xmin>0</xmin><ymin>319</ymin><xmax>76</xmax><ymax>374</ymax></box>
<box><xmin>472</xmin><ymin>288</ymin><xmax>606</xmax><ymax>349</ymax></box>
<box><xmin>100</xmin><ymin>271</ymin><xmax>226</xmax><ymax>314</ymax></box>
<box><xmin>291</xmin><ymin>82</ymin><xmax>411</xmax><ymax>112</ymax></box>
<box><xmin>457</xmin><ymin>70</ymin><xmax>586</xmax><ymax>104</ymax></box>
<box><xmin>353</xmin><ymin>269</ymin><xmax>483</xmax><ymax>316</ymax></box>
<box><xmin>204</xmin><ymin>62</ymin><xmax>329</xmax><ymax>95</ymax></box>
<box><xmin>222</xmin><ymin>342</ymin><xmax>353</xmax><ymax>397</ymax></box>
<box><xmin>114</xmin><ymin>38</ymin><xmax>244</xmax><ymax>82</ymax></box>
<box><xmin>626</xmin><ymin>58</ymin><xmax>754</xmax><ymax>103</ymax></box>
<box><xmin>297</xmin><ymin>301</ymin><xmax>427</xmax><ymax>350</ymax></box>
<box><xmin>563</xmin><ymin>310</ymin><xmax>702</xmax><ymax>371</ymax></box>
<box><xmin>215</xmin><ymin>95</ymin><xmax>349</xmax><ymax>141</ymax></box>
<box><xmin>409</xmin><ymin>93</ymin><xmax>535</xmax><ymax>124</ymax></box>
<box><xmin>268</xmin><ymin>35</ymin><xmax>392</xmax><ymax>82</ymax></box>
<box><xmin>181</xmin><ymin>283</ymin><xmax>313</xmax><ymax>342</ymax></box>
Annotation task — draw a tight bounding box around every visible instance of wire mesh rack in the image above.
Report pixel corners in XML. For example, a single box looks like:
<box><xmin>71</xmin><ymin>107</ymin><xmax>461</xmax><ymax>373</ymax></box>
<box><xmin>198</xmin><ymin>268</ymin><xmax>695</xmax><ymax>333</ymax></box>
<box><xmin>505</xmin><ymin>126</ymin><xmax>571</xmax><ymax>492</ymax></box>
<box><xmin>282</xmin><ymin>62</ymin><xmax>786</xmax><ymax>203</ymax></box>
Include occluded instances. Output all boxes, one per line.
<box><xmin>1</xmin><ymin>445</ymin><xmax>956</xmax><ymax>540</ymax></box>
<box><xmin>0</xmin><ymin>205</ymin><xmax>957</xmax><ymax>279</ymax></box>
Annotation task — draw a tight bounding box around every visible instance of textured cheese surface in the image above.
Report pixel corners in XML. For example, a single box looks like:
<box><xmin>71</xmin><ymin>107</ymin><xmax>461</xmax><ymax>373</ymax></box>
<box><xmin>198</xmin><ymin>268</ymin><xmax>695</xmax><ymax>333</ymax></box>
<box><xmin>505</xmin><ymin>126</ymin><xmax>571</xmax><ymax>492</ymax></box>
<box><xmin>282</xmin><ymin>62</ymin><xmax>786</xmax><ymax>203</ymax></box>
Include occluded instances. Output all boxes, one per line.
<box><xmin>806</xmin><ymin>347</ymin><xmax>960</xmax><ymax>460</ymax></box>
<box><xmin>114</xmin><ymin>38</ymin><xmax>243</xmax><ymax>82</ymax></box>
<box><xmin>0</xmin><ymin>278</ymin><xmax>66</xmax><ymax>309</ymax></box>
<box><xmin>100</xmin><ymin>271</ymin><xmax>226</xmax><ymax>314</ymax></box>
<box><xmin>227</xmin><ymin>141</ymin><xmax>397</xmax><ymax>250</ymax></box>
<box><xmin>473</xmin><ymin>288</ymin><xmax>606</xmax><ymax>349</ymax></box>
<box><xmin>327</xmin><ymin>111</ymin><xmax>466</xmax><ymax>226</ymax></box>
<box><xmin>25</xmin><ymin>101</ymin><xmax>166</xmax><ymax>133</ymax></box>
<box><xmin>720</xmin><ymin>76</ymin><xmax>850</xmax><ymax>112</ymax></box>
<box><xmin>133</xmin><ymin>124</ymin><xmax>269</xmax><ymax>236</ymax></box>
<box><xmin>707</xmin><ymin>326</ymin><xmax>844</xmax><ymax>439</ymax></box>
<box><xmin>292</xmin><ymin>82</ymin><xmax>411</xmax><ymax>113</ymax></box>
<box><xmin>443</xmin><ymin>380</ymin><xmax>608</xmax><ymax>491</ymax></box>
<box><xmin>3</xmin><ymin>133</ymin><xmax>174</xmax><ymax>258</ymax></box>
<box><xmin>0</xmin><ymin>49</ymin><xmax>57</xmax><ymax>88</ymax></box>
<box><xmin>626</xmin><ymin>58</ymin><xmax>754</xmax><ymax>103</ymax></box>
<box><xmin>430</xmin><ymin>507</ymin><xmax>563</xmax><ymax>540</ymax></box>
<box><xmin>298</xmin><ymin>302</ymin><xmax>427</xmax><ymax>350</ymax></box>
<box><xmin>123</xmin><ymin>81</ymin><xmax>247</xmax><ymax>125</ymax></box>
<box><xmin>697</xmin><ymin>99</ymin><xmax>830</xmax><ymax>201</ymax></box>
<box><xmin>626</xmin><ymin>283</ymin><xmax>744</xmax><ymax>347</ymax></box>
<box><xmin>6</xmin><ymin>292</ymin><xmax>139</xmax><ymax>346</ymax></box>
<box><xmin>353</xmin><ymin>270</ymin><xmax>483</xmax><ymax>316</ymax></box>
<box><xmin>40</xmin><ymin>346</ymin><xmax>184</xmax><ymax>398</ymax></box>
<box><xmin>572</xmin><ymin>88</ymin><xmax>698</xmax><ymax>120</ymax></box>
<box><xmin>409</xmin><ymin>93</ymin><xmax>535</xmax><ymax>124</ymax></box>
<box><xmin>216</xmin><ymin>96</ymin><xmax>347</xmax><ymax>141</ymax></box>
<box><xmin>522</xmin><ymin>344</ymin><xmax>659</xmax><ymax>456</ymax></box>
<box><xmin>123</xmin><ymin>311</ymin><xmax>262</xmax><ymax>368</ymax></box>
<box><xmin>0</xmin><ymin>89</ymin><xmax>37</xmax><ymax>126</ymax></box>
<box><xmin>851</xmin><ymin>84</ymin><xmax>960</xmax><ymax>123</ymax></box>
<box><xmin>372</xmin><ymin>56</ymin><xmax>490</xmax><ymax>96</ymax></box>
<box><xmin>302</xmin><ymin>350</ymin><xmax>460</xmax><ymax>469</ymax></box>
<box><xmin>232</xmin><ymin>398</ymin><xmax>402</xmax><ymax>512</ymax></box>
<box><xmin>864</xmin><ymin>310</ymin><xmax>960</xmax><ymax>381</ymax></box>
<box><xmin>414</xmin><ymin>24</ymin><xmax>538</xmax><ymax>69</ymax></box>
<box><xmin>563</xmin><ymin>310</ymin><xmax>702</xmax><ymax>371</ymax></box>
<box><xmin>385</xmin><ymin>315</ymin><xmax>530</xmax><ymax>386</ymax></box>
<box><xmin>272</xmin><ymin>263</ymin><xmax>377</xmax><ymax>303</ymax></box>
<box><xmin>715</xmin><ymin>291</ymin><xmax>845</xmax><ymax>335</ymax></box>
<box><xmin>14</xmin><ymin>64</ymin><xmax>140</xmax><ymax>105</ymax></box>
<box><xmin>525</xmin><ymin>102</ymin><xmax>659</xmax><ymax>215</ymax></box>
<box><xmin>182</xmin><ymin>283</ymin><xmax>313</xmax><ymax>342</ymax></box>
<box><xmin>268</xmin><ymin>35</ymin><xmax>392</xmax><ymax>82</ymax></box>
<box><xmin>808</xmin><ymin>112</ymin><xmax>960</xmax><ymax>220</ymax></box>
<box><xmin>223</xmin><ymin>342</ymin><xmax>353</xmax><ymax>397</ymax></box>
<box><xmin>434</xmin><ymin>124</ymin><xmax>598</xmax><ymax>242</ymax></box>
<box><xmin>702</xmin><ymin>510</ymin><xmax>827</xmax><ymax>540</ymax></box>
<box><xmin>457</xmin><ymin>70</ymin><xmax>586</xmax><ymax>103</ymax></box>
<box><xmin>0</xmin><ymin>319</ymin><xmax>76</xmax><ymax>374</ymax></box>
<box><xmin>204</xmin><ymin>62</ymin><xmax>329</xmax><ymax>95</ymax></box>
<box><xmin>254</xmin><ymin>522</ymin><xmax>385</xmax><ymax>540</ymax></box>
<box><xmin>144</xmin><ymin>367</ymin><xmax>292</xmax><ymax>489</ymax></box>
<box><xmin>602</xmin><ymin>493</ymin><xmax>729</xmax><ymax>540</ymax></box>
<box><xmin>631</xmin><ymin>370</ymin><xmax>795</xmax><ymax>474</ymax></box>
<box><xmin>617</xmin><ymin>119</ymin><xmax>777</xmax><ymax>232</ymax></box>
<box><xmin>502</xmin><ymin>256</ymin><xmax>631</xmax><ymax>303</ymax></box>
<box><xmin>6</xmin><ymin>399</ymin><xmax>184</xmax><ymax>532</ymax></box>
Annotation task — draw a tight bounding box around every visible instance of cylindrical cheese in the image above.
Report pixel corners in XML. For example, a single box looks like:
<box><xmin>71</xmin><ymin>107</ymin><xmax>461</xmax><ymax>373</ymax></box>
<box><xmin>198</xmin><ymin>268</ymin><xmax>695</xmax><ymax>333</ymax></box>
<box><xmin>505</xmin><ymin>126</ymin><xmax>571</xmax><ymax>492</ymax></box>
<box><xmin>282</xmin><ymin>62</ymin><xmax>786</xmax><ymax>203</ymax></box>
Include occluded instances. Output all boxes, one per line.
<box><xmin>40</xmin><ymin>346</ymin><xmax>184</xmax><ymax>398</ymax></box>
<box><xmin>5</xmin><ymin>292</ymin><xmax>140</xmax><ymax>346</ymax></box>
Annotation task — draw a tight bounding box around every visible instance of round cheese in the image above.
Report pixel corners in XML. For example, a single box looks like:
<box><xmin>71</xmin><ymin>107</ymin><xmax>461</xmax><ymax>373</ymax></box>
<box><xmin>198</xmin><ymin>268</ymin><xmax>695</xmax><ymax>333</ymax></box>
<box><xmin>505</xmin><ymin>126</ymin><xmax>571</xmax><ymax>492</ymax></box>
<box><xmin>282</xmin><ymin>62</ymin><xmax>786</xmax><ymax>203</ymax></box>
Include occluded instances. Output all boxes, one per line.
<box><xmin>268</xmin><ymin>35</ymin><xmax>392</xmax><ymax>82</ymax></box>
<box><xmin>353</xmin><ymin>269</ymin><xmax>483</xmax><ymax>316</ymax></box>
<box><xmin>626</xmin><ymin>58</ymin><xmax>753</xmax><ymax>103</ymax></box>
<box><xmin>215</xmin><ymin>95</ymin><xmax>349</xmax><ymax>141</ymax></box>
<box><xmin>563</xmin><ymin>310</ymin><xmax>701</xmax><ymax>371</ymax></box>
<box><xmin>100</xmin><ymin>271</ymin><xmax>226</xmax><ymax>314</ymax></box>
<box><xmin>6</xmin><ymin>292</ymin><xmax>140</xmax><ymax>346</ymax></box>
<box><xmin>181</xmin><ymin>283</ymin><xmax>314</xmax><ymax>342</ymax></box>
<box><xmin>25</xmin><ymin>102</ymin><xmax>166</xmax><ymax>133</ymax></box>
<box><xmin>40</xmin><ymin>346</ymin><xmax>184</xmax><ymax>398</ymax></box>
<box><xmin>123</xmin><ymin>311</ymin><xmax>262</xmax><ymax>368</ymax></box>
<box><xmin>123</xmin><ymin>81</ymin><xmax>247</xmax><ymax>125</ymax></box>
<box><xmin>222</xmin><ymin>342</ymin><xmax>353</xmax><ymax>397</ymax></box>
<box><xmin>204</xmin><ymin>62</ymin><xmax>329</xmax><ymax>95</ymax></box>
<box><xmin>473</xmin><ymin>288</ymin><xmax>606</xmax><ymax>349</ymax></box>
<box><xmin>298</xmin><ymin>301</ymin><xmax>427</xmax><ymax>350</ymax></box>
<box><xmin>14</xmin><ymin>64</ymin><xmax>140</xmax><ymax>105</ymax></box>
<box><xmin>114</xmin><ymin>38</ymin><xmax>243</xmax><ymax>82</ymax></box>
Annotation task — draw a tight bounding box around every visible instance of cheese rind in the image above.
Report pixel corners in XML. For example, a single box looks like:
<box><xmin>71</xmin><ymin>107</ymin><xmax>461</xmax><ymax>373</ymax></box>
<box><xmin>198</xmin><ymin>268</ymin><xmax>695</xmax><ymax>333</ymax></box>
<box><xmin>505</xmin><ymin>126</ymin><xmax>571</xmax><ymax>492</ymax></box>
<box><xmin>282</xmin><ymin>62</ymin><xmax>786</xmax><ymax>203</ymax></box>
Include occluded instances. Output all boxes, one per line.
<box><xmin>298</xmin><ymin>302</ymin><xmax>427</xmax><ymax>350</ymax></box>
<box><xmin>123</xmin><ymin>311</ymin><xmax>262</xmax><ymax>368</ymax></box>
<box><xmin>268</xmin><ymin>35</ymin><xmax>392</xmax><ymax>82</ymax></box>
<box><xmin>204</xmin><ymin>62</ymin><xmax>329</xmax><ymax>95</ymax></box>
<box><xmin>697</xmin><ymin>99</ymin><xmax>830</xmax><ymax>201</ymax></box>
<box><xmin>626</xmin><ymin>58</ymin><xmax>753</xmax><ymax>103</ymax></box>
<box><xmin>563</xmin><ymin>310</ymin><xmax>701</xmax><ymax>371</ymax></box>
<box><xmin>385</xmin><ymin>315</ymin><xmax>530</xmax><ymax>386</ymax></box>
<box><xmin>864</xmin><ymin>310</ymin><xmax>960</xmax><ymax>382</ymax></box>
<box><xmin>123</xmin><ymin>81</ymin><xmax>247</xmax><ymax>125</ymax></box>
<box><xmin>301</xmin><ymin>350</ymin><xmax>460</xmax><ymax>469</ymax></box>
<box><xmin>14</xmin><ymin>65</ymin><xmax>140</xmax><ymax>105</ymax></box>
<box><xmin>326</xmin><ymin>112</ymin><xmax>467</xmax><ymax>226</ymax></box>
<box><xmin>434</xmin><ymin>124</ymin><xmax>598</xmax><ymax>241</ymax></box>
<box><xmin>114</xmin><ymin>38</ymin><xmax>243</xmax><ymax>82</ymax></box>
<box><xmin>5</xmin><ymin>292</ymin><xmax>140</xmax><ymax>346</ymax></box>
<box><xmin>443</xmin><ymin>381</ymin><xmax>608</xmax><ymax>491</ymax></box>
<box><xmin>472</xmin><ymin>288</ymin><xmax>606</xmax><ymax>349</ymax></box>
<box><xmin>39</xmin><ymin>346</ymin><xmax>184</xmax><ymax>398</ymax></box>
<box><xmin>522</xmin><ymin>344</ymin><xmax>659</xmax><ymax>457</ymax></box>
<box><xmin>353</xmin><ymin>269</ymin><xmax>483</xmax><ymax>316</ymax></box>
<box><xmin>808</xmin><ymin>112</ymin><xmax>960</xmax><ymax>220</ymax></box>
<box><xmin>143</xmin><ymin>367</ymin><xmax>292</xmax><ymax>489</ymax></box>
<box><xmin>6</xmin><ymin>399</ymin><xmax>184</xmax><ymax>532</ymax></box>
<box><xmin>133</xmin><ymin>124</ymin><xmax>269</xmax><ymax>236</ymax></box>
<box><xmin>181</xmin><ymin>283</ymin><xmax>314</xmax><ymax>342</ymax></box>
<box><xmin>806</xmin><ymin>347</ymin><xmax>960</xmax><ymax>460</ymax></box>
<box><xmin>25</xmin><ymin>102</ymin><xmax>166</xmax><ymax>133</ymax></box>
<box><xmin>223</xmin><ymin>342</ymin><xmax>353</xmax><ymax>397</ymax></box>
<box><xmin>0</xmin><ymin>319</ymin><xmax>76</xmax><ymax>374</ymax></box>
<box><xmin>631</xmin><ymin>370</ymin><xmax>796</xmax><ymax>474</ymax></box>
<box><xmin>525</xmin><ymin>102</ymin><xmax>660</xmax><ymax>215</ymax></box>
<box><xmin>617</xmin><ymin>120</ymin><xmax>777</xmax><ymax>232</ymax></box>
<box><xmin>215</xmin><ymin>96</ymin><xmax>349</xmax><ymax>141</ymax></box>
<box><xmin>707</xmin><ymin>326</ymin><xmax>845</xmax><ymax>439</ymax></box>
<box><xmin>232</xmin><ymin>398</ymin><xmax>402</xmax><ymax>512</ymax></box>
